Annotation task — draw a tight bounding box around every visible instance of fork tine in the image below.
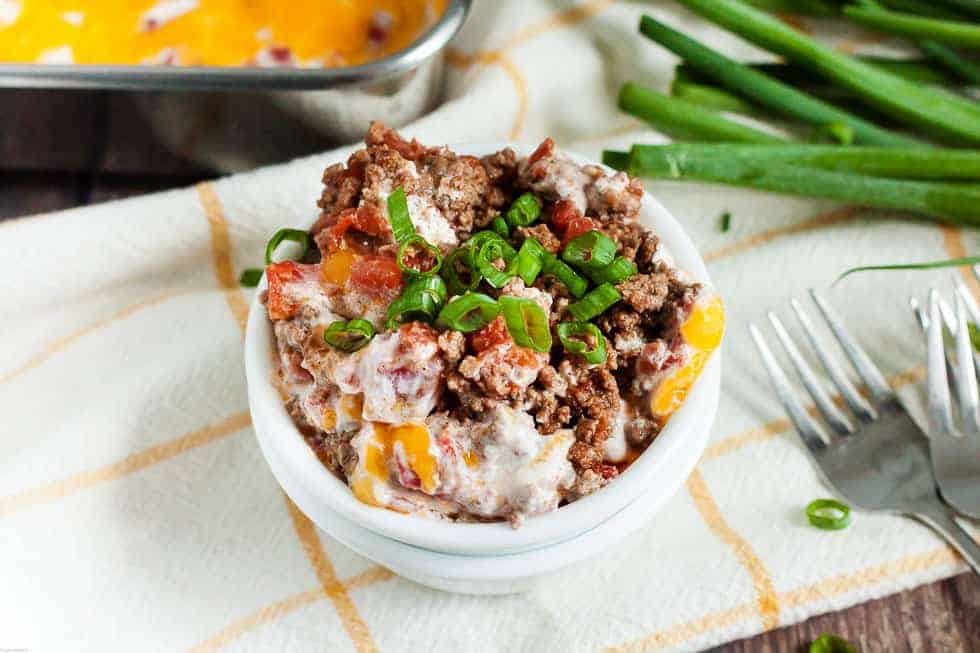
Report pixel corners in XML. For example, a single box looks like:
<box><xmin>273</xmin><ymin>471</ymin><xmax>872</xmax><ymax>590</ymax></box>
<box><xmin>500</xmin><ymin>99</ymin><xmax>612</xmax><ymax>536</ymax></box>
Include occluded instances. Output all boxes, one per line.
<box><xmin>809</xmin><ymin>289</ymin><xmax>894</xmax><ymax>403</ymax></box>
<box><xmin>952</xmin><ymin>276</ymin><xmax>980</xmax><ymax>372</ymax></box>
<box><xmin>928</xmin><ymin>290</ymin><xmax>956</xmax><ymax>437</ymax></box>
<box><xmin>791</xmin><ymin>298</ymin><xmax>875</xmax><ymax>422</ymax></box>
<box><xmin>911</xmin><ymin>296</ymin><xmax>960</xmax><ymax>401</ymax></box>
<box><xmin>768</xmin><ymin>311</ymin><xmax>855</xmax><ymax>435</ymax></box>
<box><xmin>953</xmin><ymin>291</ymin><xmax>980</xmax><ymax>434</ymax></box>
<box><xmin>750</xmin><ymin>323</ymin><xmax>830</xmax><ymax>452</ymax></box>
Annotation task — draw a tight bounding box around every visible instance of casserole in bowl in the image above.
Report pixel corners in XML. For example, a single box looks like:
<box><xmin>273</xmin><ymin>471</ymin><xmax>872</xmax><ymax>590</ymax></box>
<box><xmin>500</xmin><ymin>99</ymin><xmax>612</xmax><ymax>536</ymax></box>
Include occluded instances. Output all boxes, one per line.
<box><xmin>246</xmin><ymin>130</ymin><xmax>720</xmax><ymax>554</ymax></box>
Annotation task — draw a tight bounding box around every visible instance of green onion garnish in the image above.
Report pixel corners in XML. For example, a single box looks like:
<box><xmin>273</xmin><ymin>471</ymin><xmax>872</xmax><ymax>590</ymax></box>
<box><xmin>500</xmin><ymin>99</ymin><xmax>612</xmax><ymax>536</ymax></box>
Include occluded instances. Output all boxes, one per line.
<box><xmin>499</xmin><ymin>295</ymin><xmax>552</xmax><ymax>352</ymax></box>
<box><xmin>384</xmin><ymin>275</ymin><xmax>447</xmax><ymax>329</ymax></box>
<box><xmin>387</xmin><ymin>187</ymin><xmax>415</xmax><ymax>243</ymax></box>
<box><xmin>491</xmin><ymin>216</ymin><xmax>511</xmax><ymax>239</ymax></box>
<box><xmin>397</xmin><ymin>235</ymin><xmax>443</xmax><ymax>278</ymax></box>
<box><xmin>466</xmin><ymin>230</ymin><xmax>517</xmax><ymax>259</ymax></box>
<box><xmin>323</xmin><ymin>319</ymin><xmax>376</xmax><ymax>352</ymax></box>
<box><xmin>475</xmin><ymin>239</ymin><xmax>516</xmax><ymax>289</ymax></box>
<box><xmin>442</xmin><ymin>246</ymin><xmax>481</xmax><ymax>295</ymax></box>
<box><xmin>557</xmin><ymin>322</ymin><xmax>607</xmax><ymax>365</ymax></box>
<box><xmin>408</xmin><ymin>274</ymin><xmax>448</xmax><ymax>304</ymax></box>
<box><xmin>562</xmin><ymin>230</ymin><xmax>617</xmax><ymax>273</ymax></box>
<box><xmin>505</xmin><ymin>192</ymin><xmax>543</xmax><ymax>227</ymax></box>
<box><xmin>806</xmin><ymin>499</ymin><xmax>851</xmax><ymax>531</ymax></box>
<box><xmin>541</xmin><ymin>252</ymin><xmax>588</xmax><ymax>298</ymax></box>
<box><xmin>516</xmin><ymin>238</ymin><xmax>546</xmax><ymax>286</ymax></box>
<box><xmin>567</xmin><ymin>283</ymin><xmax>621</xmax><ymax>321</ymax></box>
<box><xmin>720</xmin><ymin>211</ymin><xmax>732</xmax><ymax>233</ymax></box>
<box><xmin>239</xmin><ymin>268</ymin><xmax>263</xmax><ymax>287</ymax></box>
<box><xmin>809</xmin><ymin>634</ymin><xmax>858</xmax><ymax>653</ymax></box>
<box><xmin>589</xmin><ymin>256</ymin><xmax>637</xmax><ymax>285</ymax></box>
<box><xmin>437</xmin><ymin>293</ymin><xmax>500</xmax><ymax>332</ymax></box>
<box><xmin>264</xmin><ymin>228</ymin><xmax>311</xmax><ymax>265</ymax></box>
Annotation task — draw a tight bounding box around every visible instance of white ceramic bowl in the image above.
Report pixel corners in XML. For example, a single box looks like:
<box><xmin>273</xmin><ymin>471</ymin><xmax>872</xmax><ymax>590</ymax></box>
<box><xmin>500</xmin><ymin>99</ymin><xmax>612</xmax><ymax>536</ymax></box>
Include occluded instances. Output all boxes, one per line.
<box><xmin>245</xmin><ymin>143</ymin><xmax>722</xmax><ymax>557</ymax></box>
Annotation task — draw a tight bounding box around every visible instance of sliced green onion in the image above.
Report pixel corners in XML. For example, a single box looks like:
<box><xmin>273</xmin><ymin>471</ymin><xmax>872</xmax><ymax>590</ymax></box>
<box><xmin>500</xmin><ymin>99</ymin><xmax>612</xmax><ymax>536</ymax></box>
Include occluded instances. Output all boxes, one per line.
<box><xmin>323</xmin><ymin>319</ymin><xmax>376</xmax><ymax>352</ymax></box>
<box><xmin>541</xmin><ymin>252</ymin><xmax>589</xmax><ymax>298</ymax></box>
<box><xmin>466</xmin><ymin>230</ymin><xmax>517</xmax><ymax>259</ymax></box>
<box><xmin>516</xmin><ymin>238</ymin><xmax>546</xmax><ymax>285</ymax></box>
<box><xmin>437</xmin><ymin>293</ymin><xmax>500</xmax><ymax>332</ymax></box>
<box><xmin>407</xmin><ymin>274</ymin><xmax>448</xmax><ymax>304</ymax></box>
<box><xmin>809</xmin><ymin>634</ymin><xmax>858</xmax><ymax>653</ymax></box>
<box><xmin>387</xmin><ymin>187</ymin><xmax>415</xmax><ymax>243</ymax></box>
<box><xmin>491</xmin><ymin>216</ymin><xmax>511</xmax><ymax>239</ymax></box>
<box><xmin>563</xmin><ymin>230</ymin><xmax>617</xmax><ymax>273</ymax></box>
<box><xmin>567</xmin><ymin>283</ymin><xmax>622</xmax><ymax>321</ymax></box>
<box><xmin>589</xmin><ymin>256</ymin><xmax>638</xmax><ymax>286</ymax></box>
<box><xmin>475</xmin><ymin>239</ymin><xmax>516</xmax><ymax>289</ymax></box>
<box><xmin>602</xmin><ymin>150</ymin><xmax>630</xmax><ymax>171</ymax></box>
<box><xmin>264</xmin><ymin>228</ymin><xmax>311</xmax><ymax>265</ymax></box>
<box><xmin>719</xmin><ymin>212</ymin><xmax>732</xmax><ymax>233</ymax></box>
<box><xmin>499</xmin><ymin>295</ymin><xmax>552</xmax><ymax>352</ymax></box>
<box><xmin>385</xmin><ymin>291</ymin><xmax>439</xmax><ymax>330</ymax></box>
<box><xmin>239</xmin><ymin>268</ymin><xmax>263</xmax><ymax>287</ymax></box>
<box><xmin>557</xmin><ymin>322</ymin><xmax>607</xmax><ymax>365</ymax></box>
<box><xmin>442</xmin><ymin>246</ymin><xmax>481</xmax><ymax>295</ymax></box>
<box><xmin>505</xmin><ymin>192</ymin><xmax>543</xmax><ymax>227</ymax></box>
<box><xmin>806</xmin><ymin>499</ymin><xmax>851</xmax><ymax>531</ymax></box>
<box><xmin>397</xmin><ymin>235</ymin><xmax>443</xmax><ymax>278</ymax></box>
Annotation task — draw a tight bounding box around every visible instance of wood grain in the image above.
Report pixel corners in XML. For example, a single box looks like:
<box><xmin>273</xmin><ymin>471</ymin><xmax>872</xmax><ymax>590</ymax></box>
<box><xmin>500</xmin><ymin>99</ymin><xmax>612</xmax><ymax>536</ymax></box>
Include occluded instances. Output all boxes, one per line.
<box><xmin>1</xmin><ymin>97</ymin><xmax>978</xmax><ymax>653</ymax></box>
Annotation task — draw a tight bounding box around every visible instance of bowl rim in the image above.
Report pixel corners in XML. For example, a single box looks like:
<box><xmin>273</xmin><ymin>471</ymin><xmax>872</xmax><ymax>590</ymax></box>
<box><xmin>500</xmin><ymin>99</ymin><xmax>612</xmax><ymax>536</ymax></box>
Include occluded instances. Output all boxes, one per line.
<box><xmin>244</xmin><ymin>142</ymin><xmax>721</xmax><ymax>555</ymax></box>
<box><xmin>0</xmin><ymin>0</ymin><xmax>472</xmax><ymax>91</ymax></box>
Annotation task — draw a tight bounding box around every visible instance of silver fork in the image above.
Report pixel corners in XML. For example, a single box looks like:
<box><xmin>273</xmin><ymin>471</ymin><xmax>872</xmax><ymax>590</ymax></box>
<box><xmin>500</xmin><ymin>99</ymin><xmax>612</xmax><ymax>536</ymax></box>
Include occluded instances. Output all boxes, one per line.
<box><xmin>750</xmin><ymin>289</ymin><xmax>980</xmax><ymax>574</ymax></box>
<box><xmin>910</xmin><ymin>285</ymin><xmax>980</xmax><ymax>519</ymax></box>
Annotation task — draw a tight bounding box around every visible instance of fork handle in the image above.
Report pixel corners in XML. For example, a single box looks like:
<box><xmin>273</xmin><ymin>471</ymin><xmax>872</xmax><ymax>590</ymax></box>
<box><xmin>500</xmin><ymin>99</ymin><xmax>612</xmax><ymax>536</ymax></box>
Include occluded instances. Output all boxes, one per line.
<box><xmin>913</xmin><ymin>505</ymin><xmax>980</xmax><ymax>576</ymax></box>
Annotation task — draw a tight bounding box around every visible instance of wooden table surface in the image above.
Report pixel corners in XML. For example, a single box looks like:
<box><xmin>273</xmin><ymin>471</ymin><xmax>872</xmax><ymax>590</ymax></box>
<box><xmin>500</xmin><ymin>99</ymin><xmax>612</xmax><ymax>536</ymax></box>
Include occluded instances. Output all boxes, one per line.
<box><xmin>2</xmin><ymin>89</ymin><xmax>978</xmax><ymax>653</ymax></box>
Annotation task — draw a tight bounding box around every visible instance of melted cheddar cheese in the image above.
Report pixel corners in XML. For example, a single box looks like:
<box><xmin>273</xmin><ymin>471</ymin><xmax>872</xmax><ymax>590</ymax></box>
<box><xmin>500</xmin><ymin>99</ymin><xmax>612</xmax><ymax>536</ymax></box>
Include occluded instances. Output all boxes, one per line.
<box><xmin>351</xmin><ymin>422</ymin><xmax>438</xmax><ymax>508</ymax></box>
<box><xmin>651</xmin><ymin>296</ymin><xmax>725</xmax><ymax>423</ymax></box>
<box><xmin>0</xmin><ymin>0</ymin><xmax>446</xmax><ymax>67</ymax></box>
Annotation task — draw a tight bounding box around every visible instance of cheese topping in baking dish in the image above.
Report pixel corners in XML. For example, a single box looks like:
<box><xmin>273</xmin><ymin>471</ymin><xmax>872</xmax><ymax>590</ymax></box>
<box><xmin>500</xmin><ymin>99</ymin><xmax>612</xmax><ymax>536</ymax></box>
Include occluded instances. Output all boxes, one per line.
<box><xmin>0</xmin><ymin>0</ymin><xmax>446</xmax><ymax>67</ymax></box>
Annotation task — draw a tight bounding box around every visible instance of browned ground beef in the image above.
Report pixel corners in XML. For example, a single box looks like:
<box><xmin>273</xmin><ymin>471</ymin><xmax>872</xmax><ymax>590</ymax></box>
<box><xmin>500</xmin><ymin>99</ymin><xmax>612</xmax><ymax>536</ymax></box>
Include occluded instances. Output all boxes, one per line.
<box><xmin>305</xmin><ymin>122</ymin><xmax>702</xmax><ymax>487</ymax></box>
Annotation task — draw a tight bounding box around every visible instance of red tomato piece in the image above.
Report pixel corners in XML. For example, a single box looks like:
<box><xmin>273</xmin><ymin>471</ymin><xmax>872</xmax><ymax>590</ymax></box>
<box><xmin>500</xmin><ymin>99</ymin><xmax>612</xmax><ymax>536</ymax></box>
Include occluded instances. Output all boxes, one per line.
<box><xmin>349</xmin><ymin>255</ymin><xmax>403</xmax><ymax>298</ymax></box>
<box><xmin>527</xmin><ymin>137</ymin><xmax>555</xmax><ymax>166</ymax></box>
<box><xmin>469</xmin><ymin>316</ymin><xmax>511</xmax><ymax>353</ymax></box>
<box><xmin>548</xmin><ymin>199</ymin><xmax>580</xmax><ymax>234</ymax></box>
<box><xmin>325</xmin><ymin>205</ymin><xmax>391</xmax><ymax>252</ymax></box>
<box><xmin>562</xmin><ymin>216</ymin><xmax>596</xmax><ymax>246</ymax></box>
<box><xmin>265</xmin><ymin>261</ymin><xmax>321</xmax><ymax>320</ymax></box>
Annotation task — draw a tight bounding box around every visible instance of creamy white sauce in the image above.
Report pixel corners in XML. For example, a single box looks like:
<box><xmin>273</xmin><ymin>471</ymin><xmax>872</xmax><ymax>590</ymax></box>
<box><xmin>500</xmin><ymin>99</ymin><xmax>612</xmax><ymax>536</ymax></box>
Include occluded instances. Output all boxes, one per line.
<box><xmin>405</xmin><ymin>193</ymin><xmax>458</xmax><ymax>246</ymax></box>
<box><xmin>37</xmin><ymin>46</ymin><xmax>74</xmax><ymax>64</ymax></box>
<box><xmin>603</xmin><ymin>406</ymin><xmax>628</xmax><ymax>463</ymax></box>
<box><xmin>139</xmin><ymin>0</ymin><xmax>198</xmax><ymax>32</ymax></box>
<box><xmin>0</xmin><ymin>0</ymin><xmax>20</xmax><ymax>28</ymax></box>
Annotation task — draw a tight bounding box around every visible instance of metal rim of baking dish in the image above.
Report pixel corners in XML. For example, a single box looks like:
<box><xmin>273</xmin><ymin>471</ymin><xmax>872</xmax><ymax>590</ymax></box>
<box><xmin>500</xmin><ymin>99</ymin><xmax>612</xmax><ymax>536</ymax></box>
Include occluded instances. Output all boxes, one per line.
<box><xmin>0</xmin><ymin>0</ymin><xmax>472</xmax><ymax>91</ymax></box>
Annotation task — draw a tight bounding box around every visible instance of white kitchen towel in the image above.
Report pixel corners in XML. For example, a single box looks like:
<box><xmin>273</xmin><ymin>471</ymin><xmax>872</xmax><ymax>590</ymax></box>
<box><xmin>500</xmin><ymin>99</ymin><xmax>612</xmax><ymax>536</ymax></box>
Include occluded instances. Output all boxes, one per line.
<box><xmin>1</xmin><ymin>1</ymin><xmax>974</xmax><ymax>651</ymax></box>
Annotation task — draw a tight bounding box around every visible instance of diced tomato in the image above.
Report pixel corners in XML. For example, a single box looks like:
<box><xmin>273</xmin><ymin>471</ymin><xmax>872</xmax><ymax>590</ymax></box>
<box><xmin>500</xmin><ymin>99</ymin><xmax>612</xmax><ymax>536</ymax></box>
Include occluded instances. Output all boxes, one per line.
<box><xmin>265</xmin><ymin>261</ymin><xmax>320</xmax><ymax>320</ymax></box>
<box><xmin>349</xmin><ymin>255</ymin><xmax>403</xmax><ymax>298</ymax></box>
<box><xmin>562</xmin><ymin>216</ymin><xmax>596</xmax><ymax>246</ymax></box>
<box><xmin>549</xmin><ymin>199</ymin><xmax>580</xmax><ymax>233</ymax></box>
<box><xmin>324</xmin><ymin>205</ymin><xmax>391</xmax><ymax>252</ymax></box>
<box><xmin>469</xmin><ymin>316</ymin><xmax>511</xmax><ymax>353</ymax></box>
<box><xmin>527</xmin><ymin>137</ymin><xmax>555</xmax><ymax>166</ymax></box>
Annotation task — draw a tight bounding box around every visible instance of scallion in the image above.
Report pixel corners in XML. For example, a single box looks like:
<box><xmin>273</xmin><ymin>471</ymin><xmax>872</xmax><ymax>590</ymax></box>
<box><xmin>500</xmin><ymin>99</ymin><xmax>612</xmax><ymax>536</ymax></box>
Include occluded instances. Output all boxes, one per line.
<box><xmin>491</xmin><ymin>216</ymin><xmax>511</xmax><ymax>239</ymax></box>
<box><xmin>567</xmin><ymin>283</ymin><xmax>622</xmax><ymax>321</ymax></box>
<box><xmin>563</xmin><ymin>230</ymin><xmax>617</xmax><ymax>273</ymax></box>
<box><xmin>475</xmin><ymin>239</ymin><xmax>516</xmax><ymax>289</ymax></box>
<box><xmin>437</xmin><ymin>293</ymin><xmax>500</xmax><ymax>332</ymax></box>
<box><xmin>408</xmin><ymin>274</ymin><xmax>448</xmax><ymax>304</ymax></box>
<box><xmin>397</xmin><ymin>235</ymin><xmax>443</xmax><ymax>278</ymax></box>
<box><xmin>239</xmin><ymin>268</ymin><xmax>263</xmax><ymax>287</ymax></box>
<box><xmin>499</xmin><ymin>296</ymin><xmax>553</xmax><ymax>352</ymax></box>
<box><xmin>806</xmin><ymin>499</ymin><xmax>851</xmax><ymax>531</ymax></box>
<box><xmin>542</xmin><ymin>252</ymin><xmax>589</xmax><ymax>298</ymax></box>
<box><xmin>323</xmin><ymin>319</ymin><xmax>376</xmax><ymax>352</ymax></box>
<box><xmin>809</xmin><ymin>635</ymin><xmax>858</xmax><ymax>653</ymax></box>
<box><xmin>387</xmin><ymin>187</ymin><xmax>415</xmax><ymax>243</ymax></box>
<box><xmin>442</xmin><ymin>246</ymin><xmax>481</xmax><ymax>295</ymax></box>
<box><xmin>505</xmin><ymin>192</ymin><xmax>543</xmax><ymax>227</ymax></box>
<box><xmin>516</xmin><ymin>238</ymin><xmax>546</xmax><ymax>285</ymax></box>
<box><xmin>557</xmin><ymin>322</ymin><xmax>607</xmax><ymax>365</ymax></box>
<box><xmin>719</xmin><ymin>212</ymin><xmax>732</xmax><ymax>233</ymax></box>
<box><xmin>589</xmin><ymin>256</ymin><xmax>638</xmax><ymax>285</ymax></box>
<box><xmin>265</xmin><ymin>228</ymin><xmax>311</xmax><ymax>265</ymax></box>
